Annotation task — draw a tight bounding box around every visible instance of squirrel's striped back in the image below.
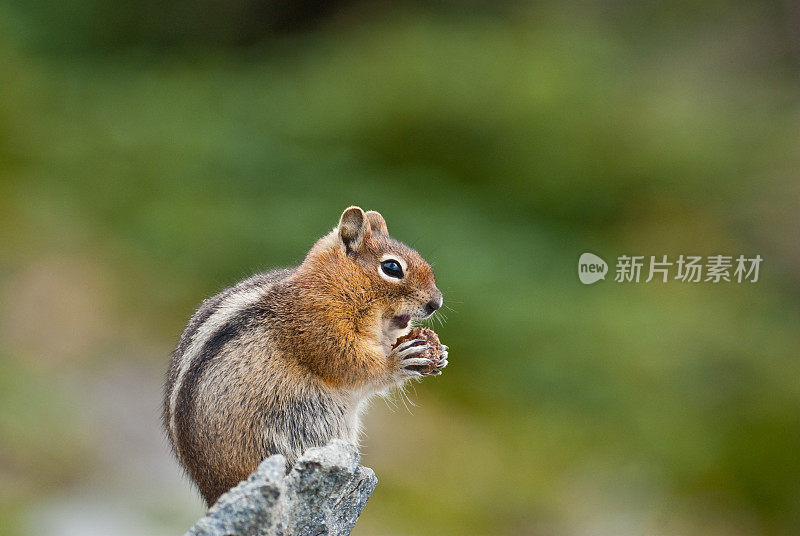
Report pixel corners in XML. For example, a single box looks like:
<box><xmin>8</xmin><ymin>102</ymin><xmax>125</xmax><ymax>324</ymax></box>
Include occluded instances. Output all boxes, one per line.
<box><xmin>163</xmin><ymin>269</ymin><xmax>295</xmax><ymax>469</ymax></box>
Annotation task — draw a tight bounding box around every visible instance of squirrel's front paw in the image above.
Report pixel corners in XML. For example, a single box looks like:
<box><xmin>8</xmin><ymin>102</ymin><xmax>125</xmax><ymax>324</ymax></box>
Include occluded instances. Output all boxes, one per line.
<box><xmin>391</xmin><ymin>335</ymin><xmax>447</xmax><ymax>378</ymax></box>
<box><xmin>392</xmin><ymin>338</ymin><xmax>434</xmax><ymax>377</ymax></box>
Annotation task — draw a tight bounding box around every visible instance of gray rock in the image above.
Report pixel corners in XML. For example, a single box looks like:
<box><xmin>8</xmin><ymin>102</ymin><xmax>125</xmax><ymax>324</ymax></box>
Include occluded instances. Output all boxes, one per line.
<box><xmin>185</xmin><ymin>440</ymin><xmax>377</xmax><ymax>536</ymax></box>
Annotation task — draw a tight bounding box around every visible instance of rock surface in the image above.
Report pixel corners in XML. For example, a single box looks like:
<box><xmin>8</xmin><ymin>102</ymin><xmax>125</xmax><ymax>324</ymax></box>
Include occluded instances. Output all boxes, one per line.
<box><xmin>185</xmin><ymin>440</ymin><xmax>377</xmax><ymax>536</ymax></box>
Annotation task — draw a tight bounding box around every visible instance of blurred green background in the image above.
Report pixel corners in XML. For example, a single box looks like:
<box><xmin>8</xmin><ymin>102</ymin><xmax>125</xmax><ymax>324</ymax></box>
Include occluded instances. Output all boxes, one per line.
<box><xmin>1</xmin><ymin>1</ymin><xmax>799</xmax><ymax>535</ymax></box>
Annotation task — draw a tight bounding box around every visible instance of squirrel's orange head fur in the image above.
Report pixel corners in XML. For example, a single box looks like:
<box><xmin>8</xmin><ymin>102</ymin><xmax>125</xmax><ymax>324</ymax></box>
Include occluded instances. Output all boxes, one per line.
<box><xmin>297</xmin><ymin>206</ymin><xmax>442</xmax><ymax>344</ymax></box>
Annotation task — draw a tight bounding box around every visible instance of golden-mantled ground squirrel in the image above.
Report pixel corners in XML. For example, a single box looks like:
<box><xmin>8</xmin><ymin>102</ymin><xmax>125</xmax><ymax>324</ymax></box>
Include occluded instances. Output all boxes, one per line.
<box><xmin>163</xmin><ymin>206</ymin><xmax>448</xmax><ymax>506</ymax></box>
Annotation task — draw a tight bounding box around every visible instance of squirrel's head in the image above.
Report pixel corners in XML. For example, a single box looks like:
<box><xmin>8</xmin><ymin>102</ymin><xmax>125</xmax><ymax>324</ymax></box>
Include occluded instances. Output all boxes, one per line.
<box><xmin>302</xmin><ymin>206</ymin><xmax>443</xmax><ymax>335</ymax></box>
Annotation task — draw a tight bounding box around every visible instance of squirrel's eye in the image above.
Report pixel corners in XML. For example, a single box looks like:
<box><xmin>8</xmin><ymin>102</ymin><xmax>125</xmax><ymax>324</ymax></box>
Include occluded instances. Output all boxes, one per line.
<box><xmin>380</xmin><ymin>259</ymin><xmax>404</xmax><ymax>279</ymax></box>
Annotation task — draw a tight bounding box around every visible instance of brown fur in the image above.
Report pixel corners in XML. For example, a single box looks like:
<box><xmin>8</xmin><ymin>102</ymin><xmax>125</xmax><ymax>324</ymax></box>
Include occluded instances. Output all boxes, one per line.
<box><xmin>164</xmin><ymin>207</ymin><xmax>443</xmax><ymax>506</ymax></box>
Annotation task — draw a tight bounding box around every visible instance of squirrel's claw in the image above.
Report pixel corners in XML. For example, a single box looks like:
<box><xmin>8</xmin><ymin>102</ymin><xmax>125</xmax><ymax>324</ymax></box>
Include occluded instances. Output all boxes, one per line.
<box><xmin>402</xmin><ymin>357</ymin><xmax>437</xmax><ymax>368</ymax></box>
<box><xmin>402</xmin><ymin>346</ymin><xmax>435</xmax><ymax>360</ymax></box>
<box><xmin>395</xmin><ymin>338</ymin><xmax>426</xmax><ymax>350</ymax></box>
<box><xmin>437</xmin><ymin>348</ymin><xmax>449</xmax><ymax>369</ymax></box>
<box><xmin>394</xmin><ymin>341</ymin><xmax>429</xmax><ymax>360</ymax></box>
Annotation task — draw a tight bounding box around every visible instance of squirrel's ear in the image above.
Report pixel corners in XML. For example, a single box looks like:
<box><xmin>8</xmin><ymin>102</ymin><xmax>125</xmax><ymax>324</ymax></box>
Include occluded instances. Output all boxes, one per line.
<box><xmin>365</xmin><ymin>211</ymin><xmax>388</xmax><ymax>236</ymax></box>
<box><xmin>338</xmin><ymin>206</ymin><xmax>369</xmax><ymax>254</ymax></box>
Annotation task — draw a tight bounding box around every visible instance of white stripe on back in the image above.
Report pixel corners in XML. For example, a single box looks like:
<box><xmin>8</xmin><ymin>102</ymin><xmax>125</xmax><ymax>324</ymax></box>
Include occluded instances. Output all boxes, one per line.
<box><xmin>168</xmin><ymin>285</ymin><xmax>268</xmax><ymax>463</ymax></box>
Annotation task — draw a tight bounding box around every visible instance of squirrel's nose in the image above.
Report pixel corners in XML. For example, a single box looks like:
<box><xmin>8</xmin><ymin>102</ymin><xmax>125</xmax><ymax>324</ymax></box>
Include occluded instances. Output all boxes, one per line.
<box><xmin>424</xmin><ymin>294</ymin><xmax>443</xmax><ymax>315</ymax></box>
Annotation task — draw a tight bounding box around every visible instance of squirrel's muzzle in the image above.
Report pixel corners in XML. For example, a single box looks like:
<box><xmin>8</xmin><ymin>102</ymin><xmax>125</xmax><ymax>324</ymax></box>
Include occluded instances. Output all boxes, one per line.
<box><xmin>423</xmin><ymin>290</ymin><xmax>443</xmax><ymax>316</ymax></box>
